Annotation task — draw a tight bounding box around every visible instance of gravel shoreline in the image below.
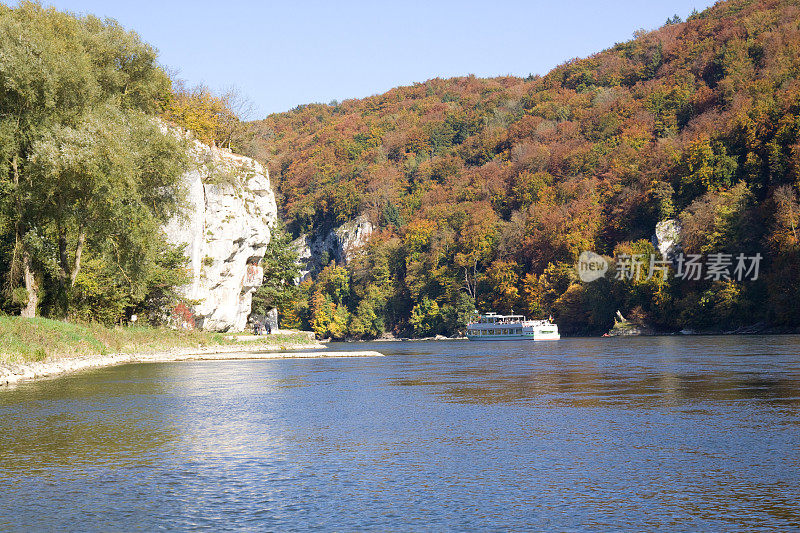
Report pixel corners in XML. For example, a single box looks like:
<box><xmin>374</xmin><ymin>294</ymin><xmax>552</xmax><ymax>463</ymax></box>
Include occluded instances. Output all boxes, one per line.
<box><xmin>0</xmin><ymin>343</ymin><xmax>384</xmax><ymax>387</ymax></box>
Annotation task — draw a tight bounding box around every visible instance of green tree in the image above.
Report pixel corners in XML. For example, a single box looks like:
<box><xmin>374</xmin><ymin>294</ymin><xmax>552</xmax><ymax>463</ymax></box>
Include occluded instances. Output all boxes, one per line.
<box><xmin>440</xmin><ymin>291</ymin><xmax>476</xmax><ymax>335</ymax></box>
<box><xmin>478</xmin><ymin>259</ymin><xmax>522</xmax><ymax>314</ymax></box>
<box><xmin>307</xmin><ymin>264</ymin><xmax>351</xmax><ymax>338</ymax></box>
<box><xmin>680</xmin><ymin>183</ymin><xmax>755</xmax><ymax>254</ymax></box>
<box><xmin>409</xmin><ymin>296</ymin><xmax>441</xmax><ymax>337</ymax></box>
<box><xmin>251</xmin><ymin>223</ymin><xmax>301</xmax><ymax>322</ymax></box>
<box><xmin>679</xmin><ymin>138</ymin><xmax>738</xmax><ymax>200</ymax></box>
<box><xmin>316</xmin><ymin>264</ymin><xmax>350</xmax><ymax>305</ymax></box>
<box><xmin>349</xmin><ymin>296</ymin><xmax>383</xmax><ymax>338</ymax></box>
<box><xmin>0</xmin><ymin>3</ymin><xmax>186</xmax><ymax>318</ymax></box>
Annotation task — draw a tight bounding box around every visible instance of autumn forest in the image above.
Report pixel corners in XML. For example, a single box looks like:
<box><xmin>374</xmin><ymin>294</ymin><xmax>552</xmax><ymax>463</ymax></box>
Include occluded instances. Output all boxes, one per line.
<box><xmin>248</xmin><ymin>0</ymin><xmax>800</xmax><ymax>337</ymax></box>
<box><xmin>2</xmin><ymin>0</ymin><xmax>800</xmax><ymax>338</ymax></box>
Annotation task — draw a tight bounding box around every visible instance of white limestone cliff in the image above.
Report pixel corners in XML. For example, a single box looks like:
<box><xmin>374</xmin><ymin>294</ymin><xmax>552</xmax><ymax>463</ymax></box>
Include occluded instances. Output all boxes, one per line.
<box><xmin>165</xmin><ymin>139</ymin><xmax>277</xmax><ymax>332</ymax></box>
<box><xmin>652</xmin><ymin>219</ymin><xmax>682</xmax><ymax>261</ymax></box>
<box><xmin>335</xmin><ymin>215</ymin><xmax>374</xmax><ymax>263</ymax></box>
<box><xmin>293</xmin><ymin>215</ymin><xmax>373</xmax><ymax>280</ymax></box>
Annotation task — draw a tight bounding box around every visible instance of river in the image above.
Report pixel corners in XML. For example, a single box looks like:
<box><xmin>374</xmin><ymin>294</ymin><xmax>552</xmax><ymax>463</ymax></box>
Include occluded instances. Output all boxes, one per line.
<box><xmin>1</xmin><ymin>336</ymin><xmax>799</xmax><ymax>531</ymax></box>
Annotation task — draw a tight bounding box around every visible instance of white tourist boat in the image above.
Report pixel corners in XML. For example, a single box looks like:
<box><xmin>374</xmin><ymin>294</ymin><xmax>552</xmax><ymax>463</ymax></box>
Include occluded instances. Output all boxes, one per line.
<box><xmin>466</xmin><ymin>312</ymin><xmax>560</xmax><ymax>341</ymax></box>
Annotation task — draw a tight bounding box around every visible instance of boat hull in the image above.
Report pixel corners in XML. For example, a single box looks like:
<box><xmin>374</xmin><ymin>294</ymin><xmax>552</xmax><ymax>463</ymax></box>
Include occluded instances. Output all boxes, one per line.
<box><xmin>466</xmin><ymin>332</ymin><xmax>561</xmax><ymax>341</ymax></box>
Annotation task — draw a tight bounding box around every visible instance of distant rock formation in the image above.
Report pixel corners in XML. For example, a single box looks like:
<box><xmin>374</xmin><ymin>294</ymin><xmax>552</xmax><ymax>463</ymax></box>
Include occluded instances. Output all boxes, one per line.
<box><xmin>652</xmin><ymin>218</ymin><xmax>682</xmax><ymax>261</ymax></box>
<box><xmin>607</xmin><ymin>310</ymin><xmax>655</xmax><ymax>336</ymax></box>
<box><xmin>164</xmin><ymin>138</ymin><xmax>278</xmax><ymax>332</ymax></box>
<box><xmin>293</xmin><ymin>215</ymin><xmax>373</xmax><ymax>280</ymax></box>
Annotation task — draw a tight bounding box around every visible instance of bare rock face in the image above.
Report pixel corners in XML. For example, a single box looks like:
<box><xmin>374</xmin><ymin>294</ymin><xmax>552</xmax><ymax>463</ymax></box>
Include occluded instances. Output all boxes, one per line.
<box><xmin>292</xmin><ymin>215</ymin><xmax>373</xmax><ymax>280</ymax></box>
<box><xmin>335</xmin><ymin>215</ymin><xmax>374</xmax><ymax>263</ymax></box>
<box><xmin>652</xmin><ymin>218</ymin><xmax>682</xmax><ymax>261</ymax></box>
<box><xmin>165</xmin><ymin>140</ymin><xmax>277</xmax><ymax>332</ymax></box>
<box><xmin>292</xmin><ymin>234</ymin><xmax>314</xmax><ymax>282</ymax></box>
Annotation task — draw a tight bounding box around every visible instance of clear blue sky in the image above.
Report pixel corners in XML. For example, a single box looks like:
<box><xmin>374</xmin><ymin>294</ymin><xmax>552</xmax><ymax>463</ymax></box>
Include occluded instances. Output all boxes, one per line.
<box><xmin>37</xmin><ymin>0</ymin><xmax>717</xmax><ymax>118</ymax></box>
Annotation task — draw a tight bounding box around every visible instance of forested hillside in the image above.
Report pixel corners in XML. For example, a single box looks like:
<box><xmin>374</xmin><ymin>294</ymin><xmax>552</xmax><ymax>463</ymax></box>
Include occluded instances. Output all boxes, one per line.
<box><xmin>253</xmin><ymin>0</ymin><xmax>800</xmax><ymax>337</ymax></box>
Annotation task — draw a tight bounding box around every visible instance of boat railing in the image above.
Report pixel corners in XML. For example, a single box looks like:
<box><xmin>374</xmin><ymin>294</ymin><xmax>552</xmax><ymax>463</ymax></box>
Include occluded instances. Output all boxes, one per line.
<box><xmin>468</xmin><ymin>314</ymin><xmax>557</xmax><ymax>327</ymax></box>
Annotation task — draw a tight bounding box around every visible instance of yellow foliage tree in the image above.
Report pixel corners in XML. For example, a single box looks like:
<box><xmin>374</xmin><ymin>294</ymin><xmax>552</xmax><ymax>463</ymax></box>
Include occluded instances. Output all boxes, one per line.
<box><xmin>163</xmin><ymin>83</ymin><xmax>239</xmax><ymax>147</ymax></box>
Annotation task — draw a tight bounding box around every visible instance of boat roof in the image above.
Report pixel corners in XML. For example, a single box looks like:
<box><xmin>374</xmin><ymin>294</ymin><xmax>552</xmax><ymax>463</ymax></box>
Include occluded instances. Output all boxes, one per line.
<box><xmin>479</xmin><ymin>313</ymin><xmax>526</xmax><ymax>319</ymax></box>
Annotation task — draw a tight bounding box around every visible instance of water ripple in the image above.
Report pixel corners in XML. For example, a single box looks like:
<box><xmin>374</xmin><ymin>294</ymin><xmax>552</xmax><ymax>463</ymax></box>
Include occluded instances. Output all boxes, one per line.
<box><xmin>1</xmin><ymin>336</ymin><xmax>799</xmax><ymax>530</ymax></box>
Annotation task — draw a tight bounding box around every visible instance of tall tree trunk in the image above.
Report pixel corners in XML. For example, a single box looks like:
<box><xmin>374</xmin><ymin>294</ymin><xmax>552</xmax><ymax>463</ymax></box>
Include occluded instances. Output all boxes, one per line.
<box><xmin>70</xmin><ymin>229</ymin><xmax>86</xmax><ymax>287</ymax></box>
<box><xmin>20</xmin><ymin>247</ymin><xmax>38</xmax><ymax>318</ymax></box>
<box><xmin>463</xmin><ymin>258</ymin><xmax>478</xmax><ymax>303</ymax></box>
<box><xmin>57</xmin><ymin>224</ymin><xmax>86</xmax><ymax>287</ymax></box>
<box><xmin>58</xmin><ymin>223</ymin><xmax>69</xmax><ymax>280</ymax></box>
<box><xmin>12</xmin><ymin>154</ymin><xmax>38</xmax><ymax>317</ymax></box>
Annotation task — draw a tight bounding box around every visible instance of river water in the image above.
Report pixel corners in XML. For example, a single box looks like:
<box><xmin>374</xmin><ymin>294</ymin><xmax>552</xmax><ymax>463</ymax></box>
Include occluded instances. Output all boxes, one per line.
<box><xmin>1</xmin><ymin>336</ymin><xmax>799</xmax><ymax>531</ymax></box>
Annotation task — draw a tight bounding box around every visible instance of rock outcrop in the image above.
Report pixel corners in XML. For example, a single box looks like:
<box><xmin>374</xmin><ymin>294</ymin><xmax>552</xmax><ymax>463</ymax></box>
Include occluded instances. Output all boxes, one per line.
<box><xmin>293</xmin><ymin>215</ymin><xmax>373</xmax><ymax>280</ymax></box>
<box><xmin>165</xmin><ymin>139</ymin><xmax>277</xmax><ymax>332</ymax></box>
<box><xmin>607</xmin><ymin>310</ymin><xmax>656</xmax><ymax>336</ymax></box>
<box><xmin>652</xmin><ymin>218</ymin><xmax>682</xmax><ymax>261</ymax></box>
<box><xmin>335</xmin><ymin>215</ymin><xmax>374</xmax><ymax>262</ymax></box>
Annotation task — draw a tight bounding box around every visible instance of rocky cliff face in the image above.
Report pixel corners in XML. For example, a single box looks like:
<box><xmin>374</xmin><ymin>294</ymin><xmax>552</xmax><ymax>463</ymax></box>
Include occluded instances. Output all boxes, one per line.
<box><xmin>165</xmin><ymin>139</ymin><xmax>277</xmax><ymax>332</ymax></box>
<box><xmin>652</xmin><ymin>219</ymin><xmax>682</xmax><ymax>261</ymax></box>
<box><xmin>293</xmin><ymin>215</ymin><xmax>374</xmax><ymax>280</ymax></box>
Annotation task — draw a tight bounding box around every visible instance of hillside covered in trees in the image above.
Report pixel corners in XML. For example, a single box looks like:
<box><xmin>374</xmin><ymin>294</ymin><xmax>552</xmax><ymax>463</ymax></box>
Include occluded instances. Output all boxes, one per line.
<box><xmin>253</xmin><ymin>0</ymin><xmax>800</xmax><ymax>337</ymax></box>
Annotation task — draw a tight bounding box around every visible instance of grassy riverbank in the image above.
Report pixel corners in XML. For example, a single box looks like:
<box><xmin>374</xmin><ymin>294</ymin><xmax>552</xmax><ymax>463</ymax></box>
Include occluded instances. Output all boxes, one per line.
<box><xmin>0</xmin><ymin>316</ymin><xmax>316</xmax><ymax>364</ymax></box>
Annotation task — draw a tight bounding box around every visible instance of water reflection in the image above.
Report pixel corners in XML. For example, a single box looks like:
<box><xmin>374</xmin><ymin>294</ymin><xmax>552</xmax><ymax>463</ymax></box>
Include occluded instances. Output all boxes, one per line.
<box><xmin>0</xmin><ymin>336</ymin><xmax>799</xmax><ymax>531</ymax></box>
<box><xmin>387</xmin><ymin>336</ymin><xmax>800</xmax><ymax>407</ymax></box>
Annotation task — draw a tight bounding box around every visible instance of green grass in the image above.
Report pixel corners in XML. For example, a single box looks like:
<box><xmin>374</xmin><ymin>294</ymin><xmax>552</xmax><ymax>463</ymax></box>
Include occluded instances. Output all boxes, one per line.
<box><xmin>0</xmin><ymin>316</ymin><xmax>316</xmax><ymax>364</ymax></box>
